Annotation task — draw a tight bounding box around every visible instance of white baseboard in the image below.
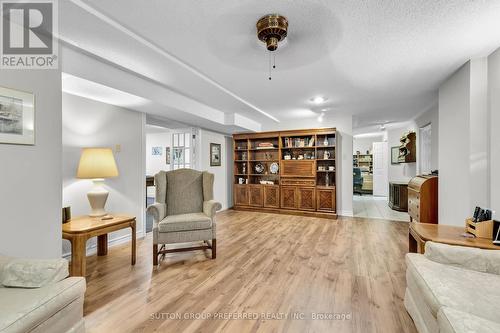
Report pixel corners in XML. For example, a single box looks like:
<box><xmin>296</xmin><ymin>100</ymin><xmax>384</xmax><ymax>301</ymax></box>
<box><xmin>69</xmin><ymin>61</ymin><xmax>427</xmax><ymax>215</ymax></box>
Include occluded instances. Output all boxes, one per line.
<box><xmin>62</xmin><ymin>231</ymin><xmax>145</xmax><ymax>259</ymax></box>
<box><xmin>338</xmin><ymin>210</ymin><xmax>354</xmax><ymax>217</ymax></box>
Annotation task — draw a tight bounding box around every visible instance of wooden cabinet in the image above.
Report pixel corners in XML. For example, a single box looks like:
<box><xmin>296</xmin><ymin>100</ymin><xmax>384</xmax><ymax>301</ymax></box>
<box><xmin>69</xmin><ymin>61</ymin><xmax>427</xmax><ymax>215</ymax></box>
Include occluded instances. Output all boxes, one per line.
<box><xmin>233</xmin><ymin>128</ymin><xmax>337</xmax><ymax>218</ymax></box>
<box><xmin>263</xmin><ymin>185</ymin><xmax>279</xmax><ymax>208</ymax></box>
<box><xmin>281</xmin><ymin>186</ymin><xmax>298</xmax><ymax>209</ymax></box>
<box><xmin>281</xmin><ymin>160</ymin><xmax>315</xmax><ymax>178</ymax></box>
<box><xmin>399</xmin><ymin>132</ymin><xmax>416</xmax><ymax>163</ymax></box>
<box><xmin>248</xmin><ymin>185</ymin><xmax>263</xmax><ymax>207</ymax></box>
<box><xmin>297</xmin><ymin>187</ymin><xmax>316</xmax><ymax>210</ymax></box>
<box><xmin>234</xmin><ymin>185</ymin><xmax>249</xmax><ymax>206</ymax></box>
<box><xmin>316</xmin><ymin>187</ymin><xmax>336</xmax><ymax>212</ymax></box>
<box><xmin>389</xmin><ymin>182</ymin><xmax>408</xmax><ymax>212</ymax></box>
<box><xmin>408</xmin><ymin>175</ymin><xmax>438</xmax><ymax>223</ymax></box>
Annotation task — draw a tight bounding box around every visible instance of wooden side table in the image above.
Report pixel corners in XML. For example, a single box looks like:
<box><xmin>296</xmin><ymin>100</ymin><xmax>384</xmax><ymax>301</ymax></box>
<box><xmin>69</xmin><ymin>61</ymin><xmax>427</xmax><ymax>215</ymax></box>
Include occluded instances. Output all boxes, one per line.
<box><xmin>409</xmin><ymin>222</ymin><xmax>500</xmax><ymax>254</ymax></box>
<box><xmin>63</xmin><ymin>214</ymin><xmax>136</xmax><ymax>276</ymax></box>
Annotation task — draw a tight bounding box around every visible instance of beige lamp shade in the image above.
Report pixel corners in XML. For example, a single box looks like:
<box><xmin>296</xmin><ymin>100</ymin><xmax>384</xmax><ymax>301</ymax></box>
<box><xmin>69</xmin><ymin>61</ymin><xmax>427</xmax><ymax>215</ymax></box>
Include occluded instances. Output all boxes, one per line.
<box><xmin>77</xmin><ymin>148</ymin><xmax>119</xmax><ymax>179</ymax></box>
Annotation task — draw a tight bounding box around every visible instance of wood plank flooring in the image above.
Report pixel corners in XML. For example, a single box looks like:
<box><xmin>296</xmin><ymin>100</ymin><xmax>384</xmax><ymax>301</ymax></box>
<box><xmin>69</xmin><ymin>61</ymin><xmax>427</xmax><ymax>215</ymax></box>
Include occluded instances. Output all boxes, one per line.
<box><xmin>83</xmin><ymin>210</ymin><xmax>416</xmax><ymax>333</ymax></box>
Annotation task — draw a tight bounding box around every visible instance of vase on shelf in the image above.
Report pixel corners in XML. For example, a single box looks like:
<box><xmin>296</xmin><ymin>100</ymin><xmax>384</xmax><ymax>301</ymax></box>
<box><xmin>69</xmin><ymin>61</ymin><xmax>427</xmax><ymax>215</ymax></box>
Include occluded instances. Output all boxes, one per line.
<box><xmin>323</xmin><ymin>137</ymin><xmax>328</xmax><ymax>146</ymax></box>
<box><xmin>325</xmin><ymin>172</ymin><xmax>329</xmax><ymax>186</ymax></box>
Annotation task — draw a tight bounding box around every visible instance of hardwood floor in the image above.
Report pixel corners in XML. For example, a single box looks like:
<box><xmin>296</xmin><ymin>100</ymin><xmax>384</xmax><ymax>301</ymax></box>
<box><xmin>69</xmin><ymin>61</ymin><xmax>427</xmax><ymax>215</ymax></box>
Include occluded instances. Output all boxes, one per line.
<box><xmin>83</xmin><ymin>210</ymin><xmax>416</xmax><ymax>333</ymax></box>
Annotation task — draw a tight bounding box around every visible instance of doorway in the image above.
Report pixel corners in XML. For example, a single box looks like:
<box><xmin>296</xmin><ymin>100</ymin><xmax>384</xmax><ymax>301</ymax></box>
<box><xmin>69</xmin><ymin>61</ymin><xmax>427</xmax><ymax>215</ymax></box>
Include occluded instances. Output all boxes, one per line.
<box><xmin>353</xmin><ymin>139</ymin><xmax>408</xmax><ymax>221</ymax></box>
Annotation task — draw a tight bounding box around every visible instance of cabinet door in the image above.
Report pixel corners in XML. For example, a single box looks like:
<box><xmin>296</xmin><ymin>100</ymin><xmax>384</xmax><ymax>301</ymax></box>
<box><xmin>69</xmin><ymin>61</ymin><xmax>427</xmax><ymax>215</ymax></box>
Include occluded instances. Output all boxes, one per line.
<box><xmin>263</xmin><ymin>185</ymin><xmax>280</xmax><ymax>208</ymax></box>
<box><xmin>281</xmin><ymin>186</ymin><xmax>298</xmax><ymax>209</ymax></box>
<box><xmin>234</xmin><ymin>185</ymin><xmax>249</xmax><ymax>206</ymax></box>
<box><xmin>280</xmin><ymin>160</ymin><xmax>316</xmax><ymax>178</ymax></box>
<box><xmin>248</xmin><ymin>185</ymin><xmax>263</xmax><ymax>207</ymax></box>
<box><xmin>298</xmin><ymin>187</ymin><xmax>316</xmax><ymax>211</ymax></box>
<box><xmin>316</xmin><ymin>187</ymin><xmax>336</xmax><ymax>212</ymax></box>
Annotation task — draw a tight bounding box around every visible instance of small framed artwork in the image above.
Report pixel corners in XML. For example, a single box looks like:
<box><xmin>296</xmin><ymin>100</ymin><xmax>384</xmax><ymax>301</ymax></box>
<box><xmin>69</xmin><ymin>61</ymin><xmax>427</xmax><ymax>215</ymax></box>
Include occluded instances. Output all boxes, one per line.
<box><xmin>165</xmin><ymin>147</ymin><xmax>170</xmax><ymax>164</ymax></box>
<box><xmin>0</xmin><ymin>86</ymin><xmax>35</xmax><ymax>145</ymax></box>
<box><xmin>152</xmin><ymin>146</ymin><xmax>162</xmax><ymax>156</ymax></box>
<box><xmin>210</xmin><ymin>143</ymin><xmax>221</xmax><ymax>166</ymax></box>
<box><xmin>391</xmin><ymin>146</ymin><xmax>400</xmax><ymax>165</ymax></box>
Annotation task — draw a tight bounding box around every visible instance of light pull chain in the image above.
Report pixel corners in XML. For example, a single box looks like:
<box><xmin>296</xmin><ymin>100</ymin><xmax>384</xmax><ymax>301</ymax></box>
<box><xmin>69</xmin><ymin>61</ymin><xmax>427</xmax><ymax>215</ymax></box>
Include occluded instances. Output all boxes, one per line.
<box><xmin>273</xmin><ymin>52</ymin><xmax>276</xmax><ymax>69</ymax></box>
<box><xmin>268</xmin><ymin>51</ymin><xmax>272</xmax><ymax>80</ymax></box>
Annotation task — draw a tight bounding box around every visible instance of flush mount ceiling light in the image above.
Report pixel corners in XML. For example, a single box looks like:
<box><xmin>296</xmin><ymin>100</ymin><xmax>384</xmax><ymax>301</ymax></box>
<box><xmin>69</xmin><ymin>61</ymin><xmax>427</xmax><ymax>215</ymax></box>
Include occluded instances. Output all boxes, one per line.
<box><xmin>310</xmin><ymin>96</ymin><xmax>327</xmax><ymax>104</ymax></box>
<box><xmin>256</xmin><ymin>14</ymin><xmax>288</xmax><ymax>80</ymax></box>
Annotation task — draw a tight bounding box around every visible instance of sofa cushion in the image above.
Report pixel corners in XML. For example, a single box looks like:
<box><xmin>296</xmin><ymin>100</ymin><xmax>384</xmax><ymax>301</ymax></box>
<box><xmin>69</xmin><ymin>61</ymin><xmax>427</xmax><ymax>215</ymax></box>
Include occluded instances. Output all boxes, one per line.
<box><xmin>406</xmin><ymin>253</ymin><xmax>500</xmax><ymax>323</ymax></box>
<box><xmin>0</xmin><ymin>277</ymin><xmax>85</xmax><ymax>332</ymax></box>
<box><xmin>158</xmin><ymin>213</ymin><xmax>211</xmax><ymax>233</ymax></box>
<box><xmin>2</xmin><ymin>258</ymin><xmax>68</xmax><ymax>288</ymax></box>
<box><xmin>438</xmin><ymin>307</ymin><xmax>500</xmax><ymax>333</ymax></box>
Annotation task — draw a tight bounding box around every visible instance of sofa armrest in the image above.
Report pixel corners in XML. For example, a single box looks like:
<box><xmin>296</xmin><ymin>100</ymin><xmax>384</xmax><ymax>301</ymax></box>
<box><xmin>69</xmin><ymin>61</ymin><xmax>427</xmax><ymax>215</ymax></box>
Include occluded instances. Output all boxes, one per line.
<box><xmin>203</xmin><ymin>200</ymin><xmax>222</xmax><ymax>219</ymax></box>
<box><xmin>424</xmin><ymin>241</ymin><xmax>500</xmax><ymax>275</ymax></box>
<box><xmin>147</xmin><ymin>203</ymin><xmax>167</xmax><ymax>223</ymax></box>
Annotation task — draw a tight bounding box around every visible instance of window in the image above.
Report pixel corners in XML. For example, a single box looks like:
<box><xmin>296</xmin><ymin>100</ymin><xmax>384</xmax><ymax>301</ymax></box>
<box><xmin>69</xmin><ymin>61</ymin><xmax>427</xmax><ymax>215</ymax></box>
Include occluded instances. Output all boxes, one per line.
<box><xmin>419</xmin><ymin>124</ymin><xmax>432</xmax><ymax>174</ymax></box>
<box><xmin>172</xmin><ymin>131</ymin><xmax>193</xmax><ymax>170</ymax></box>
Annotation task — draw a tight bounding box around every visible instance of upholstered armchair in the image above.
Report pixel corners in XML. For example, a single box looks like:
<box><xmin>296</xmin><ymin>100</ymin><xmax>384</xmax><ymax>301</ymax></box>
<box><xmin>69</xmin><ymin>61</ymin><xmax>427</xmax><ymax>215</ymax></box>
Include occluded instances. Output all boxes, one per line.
<box><xmin>147</xmin><ymin>169</ymin><xmax>222</xmax><ymax>265</ymax></box>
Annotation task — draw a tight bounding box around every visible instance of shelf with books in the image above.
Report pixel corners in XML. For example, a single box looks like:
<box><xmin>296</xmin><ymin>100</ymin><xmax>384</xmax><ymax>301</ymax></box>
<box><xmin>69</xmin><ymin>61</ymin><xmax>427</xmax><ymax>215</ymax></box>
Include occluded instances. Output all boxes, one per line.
<box><xmin>233</xmin><ymin>128</ymin><xmax>337</xmax><ymax>217</ymax></box>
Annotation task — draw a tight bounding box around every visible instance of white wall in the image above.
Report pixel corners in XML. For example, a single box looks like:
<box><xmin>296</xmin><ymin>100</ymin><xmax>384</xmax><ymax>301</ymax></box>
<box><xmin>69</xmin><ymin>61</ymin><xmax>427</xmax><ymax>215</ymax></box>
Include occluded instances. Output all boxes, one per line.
<box><xmin>146</xmin><ymin>131</ymin><xmax>171</xmax><ymax>175</ymax></box>
<box><xmin>62</xmin><ymin>93</ymin><xmax>145</xmax><ymax>255</ymax></box>
<box><xmin>439</xmin><ymin>62</ymin><xmax>471</xmax><ymax>226</ymax></box>
<box><xmin>0</xmin><ymin>70</ymin><xmax>62</xmax><ymax>259</ymax></box>
<box><xmin>262</xmin><ymin>113</ymin><xmax>354</xmax><ymax>216</ymax></box>
<box><xmin>353</xmin><ymin>136</ymin><xmax>381</xmax><ymax>155</ymax></box>
<box><xmin>469</xmin><ymin>58</ymin><xmax>489</xmax><ymax>209</ymax></box>
<box><xmin>197</xmin><ymin>129</ymin><xmax>230</xmax><ymax>210</ymax></box>
<box><xmin>386</xmin><ymin>104</ymin><xmax>439</xmax><ymax>182</ymax></box>
<box><xmin>438</xmin><ymin>59</ymin><xmax>490</xmax><ymax>226</ymax></box>
<box><xmin>488</xmin><ymin>48</ymin><xmax>500</xmax><ymax>217</ymax></box>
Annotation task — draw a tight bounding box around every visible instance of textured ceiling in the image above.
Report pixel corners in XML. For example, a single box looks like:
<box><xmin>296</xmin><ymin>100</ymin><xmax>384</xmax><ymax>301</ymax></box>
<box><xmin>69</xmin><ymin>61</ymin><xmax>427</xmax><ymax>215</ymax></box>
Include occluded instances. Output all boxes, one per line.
<box><xmin>65</xmin><ymin>0</ymin><xmax>500</xmax><ymax>129</ymax></box>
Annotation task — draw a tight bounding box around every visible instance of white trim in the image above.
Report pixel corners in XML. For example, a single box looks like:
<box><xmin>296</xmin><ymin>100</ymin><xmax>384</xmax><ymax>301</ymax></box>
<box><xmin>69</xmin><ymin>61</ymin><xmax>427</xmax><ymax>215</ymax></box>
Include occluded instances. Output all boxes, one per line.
<box><xmin>140</xmin><ymin>113</ymin><xmax>147</xmax><ymax>236</ymax></box>
<box><xmin>338</xmin><ymin>210</ymin><xmax>354</xmax><ymax>217</ymax></box>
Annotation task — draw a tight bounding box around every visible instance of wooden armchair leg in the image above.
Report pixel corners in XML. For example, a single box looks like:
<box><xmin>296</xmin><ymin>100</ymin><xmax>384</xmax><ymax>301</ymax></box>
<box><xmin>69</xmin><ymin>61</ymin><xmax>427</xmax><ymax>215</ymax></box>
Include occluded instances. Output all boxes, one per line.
<box><xmin>153</xmin><ymin>244</ymin><xmax>158</xmax><ymax>266</ymax></box>
<box><xmin>211</xmin><ymin>239</ymin><xmax>216</xmax><ymax>259</ymax></box>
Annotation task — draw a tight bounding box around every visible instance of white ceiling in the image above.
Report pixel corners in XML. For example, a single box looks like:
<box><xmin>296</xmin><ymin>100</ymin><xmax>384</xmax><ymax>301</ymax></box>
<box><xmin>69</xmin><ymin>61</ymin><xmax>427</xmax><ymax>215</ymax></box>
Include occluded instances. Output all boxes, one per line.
<box><xmin>60</xmin><ymin>0</ymin><xmax>500</xmax><ymax>132</ymax></box>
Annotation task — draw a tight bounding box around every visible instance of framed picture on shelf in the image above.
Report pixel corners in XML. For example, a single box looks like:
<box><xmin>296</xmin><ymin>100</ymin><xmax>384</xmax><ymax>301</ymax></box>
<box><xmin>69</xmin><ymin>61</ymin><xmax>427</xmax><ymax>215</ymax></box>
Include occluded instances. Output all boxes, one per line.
<box><xmin>0</xmin><ymin>86</ymin><xmax>35</xmax><ymax>145</ymax></box>
<box><xmin>210</xmin><ymin>143</ymin><xmax>221</xmax><ymax>166</ymax></box>
<box><xmin>391</xmin><ymin>146</ymin><xmax>400</xmax><ymax>165</ymax></box>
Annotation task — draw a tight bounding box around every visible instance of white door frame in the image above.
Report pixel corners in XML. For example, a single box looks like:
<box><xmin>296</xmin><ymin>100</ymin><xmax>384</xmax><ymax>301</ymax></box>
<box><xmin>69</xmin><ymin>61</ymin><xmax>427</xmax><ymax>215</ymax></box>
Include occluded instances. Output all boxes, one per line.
<box><xmin>372</xmin><ymin>141</ymin><xmax>389</xmax><ymax>196</ymax></box>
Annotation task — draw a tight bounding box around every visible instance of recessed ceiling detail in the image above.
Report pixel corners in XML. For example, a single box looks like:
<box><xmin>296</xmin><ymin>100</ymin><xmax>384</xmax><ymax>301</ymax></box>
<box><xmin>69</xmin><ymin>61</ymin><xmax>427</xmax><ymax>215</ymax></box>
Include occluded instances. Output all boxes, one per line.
<box><xmin>63</xmin><ymin>0</ymin><xmax>500</xmax><ymax>129</ymax></box>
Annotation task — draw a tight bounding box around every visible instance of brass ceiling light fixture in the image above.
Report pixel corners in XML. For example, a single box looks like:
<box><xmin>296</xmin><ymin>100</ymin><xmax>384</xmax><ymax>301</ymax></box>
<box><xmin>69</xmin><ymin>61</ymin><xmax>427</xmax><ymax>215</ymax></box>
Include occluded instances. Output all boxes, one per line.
<box><xmin>256</xmin><ymin>14</ymin><xmax>288</xmax><ymax>80</ymax></box>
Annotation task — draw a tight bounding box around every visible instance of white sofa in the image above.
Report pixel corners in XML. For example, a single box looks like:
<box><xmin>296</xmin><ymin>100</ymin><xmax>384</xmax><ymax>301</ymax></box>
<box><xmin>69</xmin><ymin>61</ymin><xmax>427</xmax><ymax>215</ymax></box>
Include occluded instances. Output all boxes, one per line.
<box><xmin>405</xmin><ymin>241</ymin><xmax>500</xmax><ymax>333</ymax></box>
<box><xmin>0</xmin><ymin>256</ymin><xmax>86</xmax><ymax>333</ymax></box>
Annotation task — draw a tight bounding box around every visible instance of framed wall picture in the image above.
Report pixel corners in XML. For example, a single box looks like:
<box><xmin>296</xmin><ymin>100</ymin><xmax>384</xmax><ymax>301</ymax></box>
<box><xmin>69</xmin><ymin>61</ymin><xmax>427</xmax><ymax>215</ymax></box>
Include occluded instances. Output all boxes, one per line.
<box><xmin>0</xmin><ymin>86</ymin><xmax>35</xmax><ymax>145</ymax></box>
<box><xmin>391</xmin><ymin>146</ymin><xmax>400</xmax><ymax>165</ymax></box>
<box><xmin>152</xmin><ymin>146</ymin><xmax>162</xmax><ymax>156</ymax></box>
<box><xmin>165</xmin><ymin>147</ymin><xmax>170</xmax><ymax>164</ymax></box>
<box><xmin>210</xmin><ymin>143</ymin><xmax>221</xmax><ymax>166</ymax></box>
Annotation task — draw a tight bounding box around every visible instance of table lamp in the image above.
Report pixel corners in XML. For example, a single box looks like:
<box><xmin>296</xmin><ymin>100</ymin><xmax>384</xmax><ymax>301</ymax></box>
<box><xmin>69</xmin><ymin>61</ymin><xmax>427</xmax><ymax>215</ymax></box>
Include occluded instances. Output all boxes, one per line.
<box><xmin>76</xmin><ymin>148</ymin><xmax>119</xmax><ymax>217</ymax></box>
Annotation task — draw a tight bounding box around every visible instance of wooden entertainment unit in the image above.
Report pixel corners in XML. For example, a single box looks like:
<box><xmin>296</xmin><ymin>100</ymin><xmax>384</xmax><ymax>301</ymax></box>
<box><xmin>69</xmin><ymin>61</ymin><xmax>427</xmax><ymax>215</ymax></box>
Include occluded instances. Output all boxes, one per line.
<box><xmin>233</xmin><ymin>128</ymin><xmax>337</xmax><ymax>219</ymax></box>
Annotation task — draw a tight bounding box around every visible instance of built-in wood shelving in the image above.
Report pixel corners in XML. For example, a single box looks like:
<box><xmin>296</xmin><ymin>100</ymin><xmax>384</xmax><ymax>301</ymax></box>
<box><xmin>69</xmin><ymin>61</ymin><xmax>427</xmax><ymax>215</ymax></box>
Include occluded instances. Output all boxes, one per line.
<box><xmin>233</xmin><ymin>128</ymin><xmax>337</xmax><ymax>219</ymax></box>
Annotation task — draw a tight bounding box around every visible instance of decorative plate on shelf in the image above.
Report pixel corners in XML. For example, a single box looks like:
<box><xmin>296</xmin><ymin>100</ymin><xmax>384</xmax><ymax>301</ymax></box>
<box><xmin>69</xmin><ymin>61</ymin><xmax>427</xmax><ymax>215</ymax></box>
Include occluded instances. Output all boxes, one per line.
<box><xmin>255</xmin><ymin>163</ymin><xmax>265</xmax><ymax>174</ymax></box>
<box><xmin>269</xmin><ymin>162</ymin><xmax>279</xmax><ymax>174</ymax></box>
